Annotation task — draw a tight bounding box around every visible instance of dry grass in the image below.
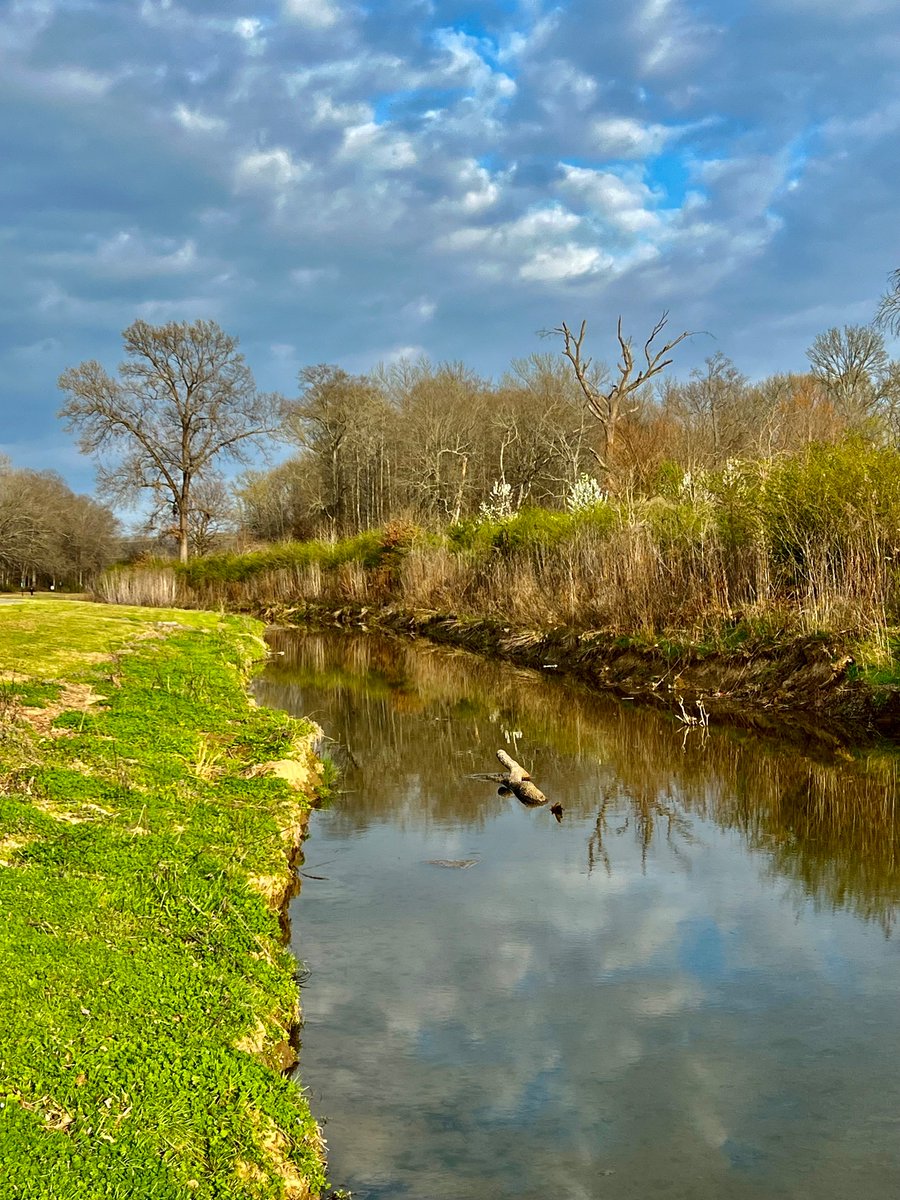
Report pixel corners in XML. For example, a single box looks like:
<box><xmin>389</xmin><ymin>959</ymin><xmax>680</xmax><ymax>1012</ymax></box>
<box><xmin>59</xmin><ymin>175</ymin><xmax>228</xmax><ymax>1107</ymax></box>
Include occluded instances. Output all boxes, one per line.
<box><xmin>99</xmin><ymin>506</ymin><xmax>900</xmax><ymax>653</ymax></box>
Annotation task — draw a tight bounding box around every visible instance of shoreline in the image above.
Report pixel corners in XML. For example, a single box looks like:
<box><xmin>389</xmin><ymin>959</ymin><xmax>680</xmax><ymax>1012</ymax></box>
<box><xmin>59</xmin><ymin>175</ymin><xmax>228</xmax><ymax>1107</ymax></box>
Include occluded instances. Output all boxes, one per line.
<box><xmin>267</xmin><ymin>601</ymin><xmax>900</xmax><ymax>749</ymax></box>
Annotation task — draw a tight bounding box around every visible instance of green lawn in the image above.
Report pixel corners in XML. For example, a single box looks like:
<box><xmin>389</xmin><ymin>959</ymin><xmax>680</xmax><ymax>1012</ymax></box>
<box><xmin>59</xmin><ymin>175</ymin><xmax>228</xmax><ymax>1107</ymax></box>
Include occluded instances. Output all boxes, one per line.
<box><xmin>0</xmin><ymin>601</ymin><xmax>326</xmax><ymax>1199</ymax></box>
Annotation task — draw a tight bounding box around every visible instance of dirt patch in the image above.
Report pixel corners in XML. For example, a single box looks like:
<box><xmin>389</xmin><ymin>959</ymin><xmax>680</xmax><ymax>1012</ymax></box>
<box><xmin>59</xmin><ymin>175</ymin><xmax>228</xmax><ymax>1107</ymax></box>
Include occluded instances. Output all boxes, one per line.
<box><xmin>251</xmin><ymin>1111</ymin><xmax>324</xmax><ymax>1200</ymax></box>
<box><xmin>20</xmin><ymin>683</ymin><xmax>103</xmax><ymax>737</ymax></box>
<box><xmin>0</xmin><ymin>836</ymin><xmax>33</xmax><ymax>866</ymax></box>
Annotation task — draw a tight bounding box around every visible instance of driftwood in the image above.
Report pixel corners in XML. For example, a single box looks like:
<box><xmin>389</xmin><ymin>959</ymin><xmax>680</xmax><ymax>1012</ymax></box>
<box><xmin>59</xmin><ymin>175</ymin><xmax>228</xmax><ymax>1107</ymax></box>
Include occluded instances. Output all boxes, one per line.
<box><xmin>496</xmin><ymin>749</ymin><xmax>547</xmax><ymax>806</ymax></box>
<box><xmin>468</xmin><ymin>752</ymin><xmax>563</xmax><ymax>819</ymax></box>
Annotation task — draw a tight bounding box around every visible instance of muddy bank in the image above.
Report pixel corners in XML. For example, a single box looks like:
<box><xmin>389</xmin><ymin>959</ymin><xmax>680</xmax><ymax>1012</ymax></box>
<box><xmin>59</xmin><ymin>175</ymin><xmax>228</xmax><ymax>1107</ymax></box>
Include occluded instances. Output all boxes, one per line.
<box><xmin>264</xmin><ymin>602</ymin><xmax>900</xmax><ymax>748</ymax></box>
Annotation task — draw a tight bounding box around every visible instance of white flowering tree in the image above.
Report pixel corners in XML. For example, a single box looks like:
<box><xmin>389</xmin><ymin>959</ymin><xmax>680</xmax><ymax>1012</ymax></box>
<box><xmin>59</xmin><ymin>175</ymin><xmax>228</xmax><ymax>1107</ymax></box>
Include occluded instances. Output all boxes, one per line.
<box><xmin>566</xmin><ymin>473</ymin><xmax>607</xmax><ymax>513</ymax></box>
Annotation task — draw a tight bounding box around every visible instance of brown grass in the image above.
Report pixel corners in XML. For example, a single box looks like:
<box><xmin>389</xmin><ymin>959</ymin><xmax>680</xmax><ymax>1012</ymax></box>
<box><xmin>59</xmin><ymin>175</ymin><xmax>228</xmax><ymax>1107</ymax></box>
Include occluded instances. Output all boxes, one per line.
<box><xmin>99</xmin><ymin>512</ymin><xmax>900</xmax><ymax>650</ymax></box>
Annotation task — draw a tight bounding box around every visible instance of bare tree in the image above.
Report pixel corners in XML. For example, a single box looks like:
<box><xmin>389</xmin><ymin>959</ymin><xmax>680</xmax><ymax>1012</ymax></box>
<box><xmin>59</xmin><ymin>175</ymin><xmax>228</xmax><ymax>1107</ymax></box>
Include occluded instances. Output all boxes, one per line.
<box><xmin>283</xmin><ymin>365</ymin><xmax>390</xmax><ymax>534</ymax></box>
<box><xmin>184</xmin><ymin>474</ymin><xmax>236</xmax><ymax>557</ymax></box>
<box><xmin>142</xmin><ymin>471</ymin><xmax>236</xmax><ymax>557</ymax></box>
<box><xmin>665</xmin><ymin>352</ymin><xmax>750</xmax><ymax>466</ymax></box>
<box><xmin>59</xmin><ymin>319</ymin><xmax>282</xmax><ymax>562</ymax></box>
<box><xmin>875</xmin><ymin>268</ymin><xmax>900</xmax><ymax>337</ymax></box>
<box><xmin>0</xmin><ymin>464</ymin><xmax>118</xmax><ymax>588</ymax></box>
<box><xmin>806</xmin><ymin>324</ymin><xmax>889</xmax><ymax>424</ymax></box>
<box><xmin>555</xmin><ymin>313</ymin><xmax>692</xmax><ymax>476</ymax></box>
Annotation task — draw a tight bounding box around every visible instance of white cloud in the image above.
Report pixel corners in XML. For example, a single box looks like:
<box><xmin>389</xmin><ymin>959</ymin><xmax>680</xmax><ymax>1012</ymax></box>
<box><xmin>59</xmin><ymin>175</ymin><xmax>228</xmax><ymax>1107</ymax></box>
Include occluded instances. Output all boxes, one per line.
<box><xmin>94</xmin><ymin>231</ymin><xmax>199</xmax><ymax>275</ymax></box>
<box><xmin>39</xmin><ymin>231</ymin><xmax>201</xmax><ymax>280</ymax></box>
<box><xmin>339</xmin><ymin>122</ymin><xmax>417</xmax><ymax>170</ymax></box>
<box><xmin>235</xmin><ymin>147</ymin><xmax>308</xmax><ymax>193</ymax></box>
<box><xmin>173</xmin><ymin>103</ymin><xmax>225</xmax><ymax>135</ymax></box>
<box><xmin>591</xmin><ymin>116</ymin><xmax>673</xmax><ymax>158</ymax></box>
<box><xmin>519</xmin><ymin>244</ymin><xmax>610</xmax><ymax>282</ymax></box>
<box><xmin>497</xmin><ymin>8</ymin><xmax>562</xmax><ymax>64</ymax></box>
<box><xmin>560</xmin><ymin>165</ymin><xmax>662</xmax><ymax>234</ymax></box>
<box><xmin>401</xmin><ymin>296</ymin><xmax>437</xmax><ymax>323</ymax></box>
<box><xmin>820</xmin><ymin>99</ymin><xmax>900</xmax><ymax>145</ymax></box>
<box><xmin>435</xmin><ymin>27</ymin><xmax>517</xmax><ymax>100</ymax></box>
<box><xmin>461</xmin><ymin>181</ymin><xmax>499</xmax><ymax>214</ymax></box>
<box><xmin>382</xmin><ymin>343</ymin><xmax>428</xmax><ymax>364</ymax></box>
<box><xmin>633</xmin><ymin>0</ymin><xmax>717</xmax><ymax>75</ymax></box>
<box><xmin>442</xmin><ymin>160</ymin><xmax>502</xmax><ymax>216</ymax></box>
<box><xmin>311</xmin><ymin>92</ymin><xmax>372</xmax><ymax>126</ymax></box>
<box><xmin>289</xmin><ymin>266</ymin><xmax>338</xmax><ymax>286</ymax></box>
<box><xmin>438</xmin><ymin>205</ymin><xmax>613</xmax><ymax>285</ymax></box>
<box><xmin>509</xmin><ymin>205</ymin><xmax>581</xmax><ymax>239</ymax></box>
<box><xmin>436</xmin><ymin>227</ymin><xmax>491</xmax><ymax>253</ymax></box>
<box><xmin>233</xmin><ymin>16</ymin><xmax>266</xmax><ymax>53</ymax></box>
<box><xmin>234</xmin><ymin>17</ymin><xmax>263</xmax><ymax>40</ymax></box>
<box><xmin>283</xmin><ymin>0</ymin><xmax>341</xmax><ymax>28</ymax></box>
<box><xmin>534</xmin><ymin>59</ymin><xmax>598</xmax><ymax>112</ymax></box>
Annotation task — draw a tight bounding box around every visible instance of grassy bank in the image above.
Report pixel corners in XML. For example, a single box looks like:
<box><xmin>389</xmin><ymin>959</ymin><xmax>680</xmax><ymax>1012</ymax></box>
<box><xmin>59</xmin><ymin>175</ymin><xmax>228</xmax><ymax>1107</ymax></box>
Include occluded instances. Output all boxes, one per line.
<box><xmin>0</xmin><ymin>600</ymin><xmax>326</xmax><ymax>1199</ymax></box>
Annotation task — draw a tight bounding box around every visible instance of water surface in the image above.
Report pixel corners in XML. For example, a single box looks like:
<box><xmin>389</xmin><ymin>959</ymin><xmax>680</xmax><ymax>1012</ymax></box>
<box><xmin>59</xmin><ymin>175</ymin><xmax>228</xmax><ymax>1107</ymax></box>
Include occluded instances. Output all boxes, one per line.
<box><xmin>256</xmin><ymin>630</ymin><xmax>900</xmax><ymax>1200</ymax></box>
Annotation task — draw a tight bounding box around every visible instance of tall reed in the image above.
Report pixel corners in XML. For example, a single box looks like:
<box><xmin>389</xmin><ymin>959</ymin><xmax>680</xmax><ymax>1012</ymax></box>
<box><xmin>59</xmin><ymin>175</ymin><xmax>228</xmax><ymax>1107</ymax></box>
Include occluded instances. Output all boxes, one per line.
<box><xmin>99</xmin><ymin>441</ymin><xmax>900</xmax><ymax>645</ymax></box>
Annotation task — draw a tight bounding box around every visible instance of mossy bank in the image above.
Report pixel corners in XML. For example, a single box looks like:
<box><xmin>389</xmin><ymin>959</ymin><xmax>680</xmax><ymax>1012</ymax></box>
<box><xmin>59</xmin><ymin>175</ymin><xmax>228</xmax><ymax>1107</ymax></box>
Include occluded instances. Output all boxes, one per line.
<box><xmin>0</xmin><ymin>599</ymin><xmax>326</xmax><ymax>1199</ymax></box>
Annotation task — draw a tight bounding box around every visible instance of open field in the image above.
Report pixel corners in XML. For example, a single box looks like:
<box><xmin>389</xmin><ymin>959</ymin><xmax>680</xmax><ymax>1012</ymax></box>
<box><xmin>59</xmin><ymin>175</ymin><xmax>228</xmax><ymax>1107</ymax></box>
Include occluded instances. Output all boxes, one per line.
<box><xmin>0</xmin><ymin>600</ymin><xmax>325</xmax><ymax>1199</ymax></box>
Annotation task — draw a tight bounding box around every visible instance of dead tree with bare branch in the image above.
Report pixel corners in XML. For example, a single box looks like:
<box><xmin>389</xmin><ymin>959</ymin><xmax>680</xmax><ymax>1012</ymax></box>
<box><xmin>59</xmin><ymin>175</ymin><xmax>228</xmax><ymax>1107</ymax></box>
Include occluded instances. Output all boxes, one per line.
<box><xmin>555</xmin><ymin>312</ymin><xmax>693</xmax><ymax>477</ymax></box>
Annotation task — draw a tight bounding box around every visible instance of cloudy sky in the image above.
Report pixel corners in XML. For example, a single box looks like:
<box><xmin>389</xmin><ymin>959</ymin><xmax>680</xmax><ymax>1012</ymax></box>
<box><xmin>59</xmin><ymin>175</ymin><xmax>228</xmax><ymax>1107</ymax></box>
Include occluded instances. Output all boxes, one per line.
<box><xmin>2</xmin><ymin>0</ymin><xmax>899</xmax><ymax>493</ymax></box>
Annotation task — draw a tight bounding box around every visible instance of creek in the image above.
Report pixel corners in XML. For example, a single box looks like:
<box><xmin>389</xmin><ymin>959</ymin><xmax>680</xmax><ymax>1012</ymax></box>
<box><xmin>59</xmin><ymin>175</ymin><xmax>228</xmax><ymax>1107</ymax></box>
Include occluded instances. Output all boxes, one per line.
<box><xmin>255</xmin><ymin>629</ymin><xmax>900</xmax><ymax>1200</ymax></box>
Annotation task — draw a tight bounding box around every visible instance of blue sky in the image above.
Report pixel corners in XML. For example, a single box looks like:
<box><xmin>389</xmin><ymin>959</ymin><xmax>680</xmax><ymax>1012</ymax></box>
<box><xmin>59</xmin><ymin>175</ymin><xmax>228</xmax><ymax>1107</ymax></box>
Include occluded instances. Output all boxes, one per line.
<box><xmin>2</xmin><ymin>0</ymin><xmax>898</xmax><ymax>494</ymax></box>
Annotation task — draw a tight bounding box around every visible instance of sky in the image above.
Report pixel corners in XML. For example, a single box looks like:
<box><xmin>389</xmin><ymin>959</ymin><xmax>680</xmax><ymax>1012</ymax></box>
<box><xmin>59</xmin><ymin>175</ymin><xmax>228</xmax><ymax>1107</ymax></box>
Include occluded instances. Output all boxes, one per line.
<box><xmin>2</xmin><ymin>0</ymin><xmax>899</xmax><ymax>496</ymax></box>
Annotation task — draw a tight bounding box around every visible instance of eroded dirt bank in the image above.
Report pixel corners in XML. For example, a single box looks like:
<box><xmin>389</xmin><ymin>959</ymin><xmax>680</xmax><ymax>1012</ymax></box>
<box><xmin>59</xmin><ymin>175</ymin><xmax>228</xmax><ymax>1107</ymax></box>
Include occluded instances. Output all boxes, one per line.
<box><xmin>265</xmin><ymin>602</ymin><xmax>900</xmax><ymax>748</ymax></box>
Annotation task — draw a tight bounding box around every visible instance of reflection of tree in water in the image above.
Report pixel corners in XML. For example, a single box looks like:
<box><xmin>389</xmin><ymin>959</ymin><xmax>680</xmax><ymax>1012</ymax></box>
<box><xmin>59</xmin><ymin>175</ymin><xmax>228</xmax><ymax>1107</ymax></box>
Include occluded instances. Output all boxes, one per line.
<box><xmin>588</xmin><ymin>781</ymin><xmax>696</xmax><ymax>876</ymax></box>
<box><xmin>695</xmin><ymin>752</ymin><xmax>900</xmax><ymax>935</ymax></box>
<box><xmin>260</xmin><ymin>629</ymin><xmax>900</xmax><ymax>933</ymax></box>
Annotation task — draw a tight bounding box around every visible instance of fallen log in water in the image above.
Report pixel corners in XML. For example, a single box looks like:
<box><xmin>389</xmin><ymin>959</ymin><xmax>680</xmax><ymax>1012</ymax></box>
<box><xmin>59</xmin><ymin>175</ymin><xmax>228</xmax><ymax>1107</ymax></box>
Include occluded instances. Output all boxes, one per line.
<box><xmin>496</xmin><ymin>749</ymin><xmax>547</xmax><ymax>806</ymax></box>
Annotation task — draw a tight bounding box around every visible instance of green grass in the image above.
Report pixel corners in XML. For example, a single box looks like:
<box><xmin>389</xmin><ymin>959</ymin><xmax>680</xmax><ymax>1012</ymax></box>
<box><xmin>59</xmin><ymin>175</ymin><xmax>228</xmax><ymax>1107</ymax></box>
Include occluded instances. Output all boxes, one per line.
<box><xmin>170</xmin><ymin>530</ymin><xmax>389</xmax><ymax>588</ymax></box>
<box><xmin>847</xmin><ymin>632</ymin><xmax>900</xmax><ymax>688</ymax></box>
<box><xmin>0</xmin><ymin>602</ymin><xmax>326</xmax><ymax>1199</ymax></box>
<box><xmin>0</xmin><ymin>599</ymin><xmax>229</xmax><ymax>679</ymax></box>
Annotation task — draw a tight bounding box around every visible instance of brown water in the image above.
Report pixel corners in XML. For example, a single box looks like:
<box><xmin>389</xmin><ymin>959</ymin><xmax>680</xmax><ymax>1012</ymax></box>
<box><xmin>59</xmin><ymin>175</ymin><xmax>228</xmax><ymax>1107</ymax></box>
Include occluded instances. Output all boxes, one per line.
<box><xmin>255</xmin><ymin>629</ymin><xmax>900</xmax><ymax>1200</ymax></box>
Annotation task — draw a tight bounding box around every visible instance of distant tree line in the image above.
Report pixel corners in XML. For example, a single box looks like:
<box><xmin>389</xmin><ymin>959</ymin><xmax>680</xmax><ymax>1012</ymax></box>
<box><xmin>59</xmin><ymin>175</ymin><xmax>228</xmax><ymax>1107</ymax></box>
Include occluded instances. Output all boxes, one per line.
<box><xmin>238</xmin><ymin>321</ymin><xmax>900</xmax><ymax>542</ymax></box>
<box><xmin>52</xmin><ymin>274</ymin><xmax>900</xmax><ymax>557</ymax></box>
<box><xmin>0</xmin><ymin>460</ymin><xmax>118</xmax><ymax>590</ymax></box>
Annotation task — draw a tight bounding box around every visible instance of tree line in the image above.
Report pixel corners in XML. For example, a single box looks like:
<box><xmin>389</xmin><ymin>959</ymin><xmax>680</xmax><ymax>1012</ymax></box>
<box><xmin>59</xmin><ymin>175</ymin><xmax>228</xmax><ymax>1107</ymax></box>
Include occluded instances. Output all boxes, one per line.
<box><xmin>0</xmin><ymin>460</ymin><xmax>118</xmax><ymax>590</ymax></box>
<box><xmin>239</xmin><ymin>320</ymin><xmax>900</xmax><ymax>542</ymax></box>
<box><xmin>51</xmin><ymin>269</ymin><xmax>900</xmax><ymax>560</ymax></box>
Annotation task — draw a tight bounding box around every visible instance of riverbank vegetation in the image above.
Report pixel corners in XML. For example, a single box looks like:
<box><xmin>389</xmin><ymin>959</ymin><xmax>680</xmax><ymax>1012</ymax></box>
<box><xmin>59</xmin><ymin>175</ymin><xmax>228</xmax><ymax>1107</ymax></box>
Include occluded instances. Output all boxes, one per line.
<box><xmin>0</xmin><ymin>600</ymin><xmax>325</xmax><ymax>1198</ymax></box>
<box><xmin>104</xmin><ymin>438</ymin><xmax>900</xmax><ymax>660</ymax></box>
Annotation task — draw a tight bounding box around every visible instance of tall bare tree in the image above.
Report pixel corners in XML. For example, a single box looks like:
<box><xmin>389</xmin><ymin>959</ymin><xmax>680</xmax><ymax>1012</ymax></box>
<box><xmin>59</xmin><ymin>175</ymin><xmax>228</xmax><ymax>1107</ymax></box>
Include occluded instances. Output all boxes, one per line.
<box><xmin>555</xmin><ymin>312</ymin><xmax>692</xmax><ymax>476</ymax></box>
<box><xmin>666</xmin><ymin>352</ymin><xmax>750</xmax><ymax>466</ymax></box>
<box><xmin>283</xmin><ymin>365</ymin><xmax>390</xmax><ymax>534</ymax></box>
<box><xmin>59</xmin><ymin>319</ymin><xmax>282</xmax><ymax>562</ymax></box>
<box><xmin>806</xmin><ymin>324</ymin><xmax>888</xmax><ymax>424</ymax></box>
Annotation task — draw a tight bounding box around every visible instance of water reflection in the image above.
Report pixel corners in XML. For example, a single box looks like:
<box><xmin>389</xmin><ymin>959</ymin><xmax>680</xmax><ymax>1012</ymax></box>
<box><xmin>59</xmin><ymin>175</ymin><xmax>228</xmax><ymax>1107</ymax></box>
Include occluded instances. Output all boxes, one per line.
<box><xmin>257</xmin><ymin>630</ymin><xmax>900</xmax><ymax>1200</ymax></box>
<box><xmin>265</xmin><ymin>629</ymin><xmax>900</xmax><ymax>932</ymax></box>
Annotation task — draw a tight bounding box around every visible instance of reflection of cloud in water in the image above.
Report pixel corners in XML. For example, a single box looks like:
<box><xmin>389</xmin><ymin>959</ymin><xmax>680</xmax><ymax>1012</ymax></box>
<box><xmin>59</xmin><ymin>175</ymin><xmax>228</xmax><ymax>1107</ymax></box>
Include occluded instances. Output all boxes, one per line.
<box><xmin>263</xmin><ymin>631</ymin><xmax>900</xmax><ymax>1199</ymax></box>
